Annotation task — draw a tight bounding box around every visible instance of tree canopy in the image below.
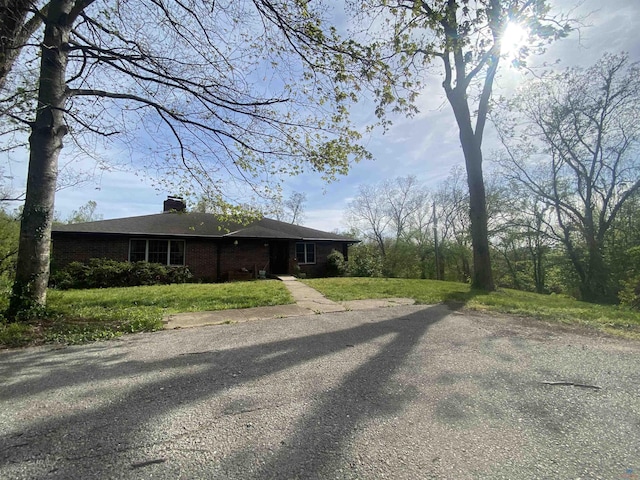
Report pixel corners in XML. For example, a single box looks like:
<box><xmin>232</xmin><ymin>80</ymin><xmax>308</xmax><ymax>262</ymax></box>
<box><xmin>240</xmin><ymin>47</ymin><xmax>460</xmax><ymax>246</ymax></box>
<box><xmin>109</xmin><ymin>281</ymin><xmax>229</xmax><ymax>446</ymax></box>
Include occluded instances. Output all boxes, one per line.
<box><xmin>2</xmin><ymin>0</ymin><xmax>369</xmax><ymax>204</ymax></box>
<box><xmin>1</xmin><ymin>0</ymin><xmax>371</xmax><ymax>314</ymax></box>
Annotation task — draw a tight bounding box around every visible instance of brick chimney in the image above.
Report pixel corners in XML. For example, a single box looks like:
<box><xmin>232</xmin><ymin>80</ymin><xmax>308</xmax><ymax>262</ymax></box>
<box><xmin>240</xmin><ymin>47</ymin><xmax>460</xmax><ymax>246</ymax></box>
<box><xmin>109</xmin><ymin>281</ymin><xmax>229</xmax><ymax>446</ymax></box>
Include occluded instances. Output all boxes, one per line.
<box><xmin>163</xmin><ymin>196</ymin><xmax>186</xmax><ymax>213</ymax></box>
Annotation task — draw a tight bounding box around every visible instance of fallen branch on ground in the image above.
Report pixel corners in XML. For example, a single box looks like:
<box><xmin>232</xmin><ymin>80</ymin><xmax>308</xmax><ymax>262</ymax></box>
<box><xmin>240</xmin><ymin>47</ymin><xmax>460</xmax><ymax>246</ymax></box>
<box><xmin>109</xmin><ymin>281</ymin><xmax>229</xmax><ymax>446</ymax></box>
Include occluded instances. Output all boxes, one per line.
<box><xmin>541</xmin><ymin>381</ymin><xmax>601</xmax><ymax>390</ymax></box>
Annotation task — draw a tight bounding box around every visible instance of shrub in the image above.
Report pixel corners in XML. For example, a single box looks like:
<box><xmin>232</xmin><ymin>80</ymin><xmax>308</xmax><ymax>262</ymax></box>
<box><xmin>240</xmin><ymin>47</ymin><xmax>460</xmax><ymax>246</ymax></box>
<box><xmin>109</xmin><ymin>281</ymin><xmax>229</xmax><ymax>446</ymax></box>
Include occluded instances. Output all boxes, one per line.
<box><xmin>165</xmin><ymin>265</ymin><xmax>193</xmax><ymax>284</ymax></box>
<box><xmin>326</xmin><ymin>249</ymin><xmax>346</xmax><ymax>277</ymax></box>
<box><xmin>50</xmin><ymin>259</ymin><xmax>192</xmax><ymax>290</ymax></box>
<box><xmin>619</xmin><ymin>246</ymin><xmax>640</xmax><ymax>310</ymax></box>
<box><xmin>347</xmin><ymin>244</ymin><xmax>383</xmax><ymax>277</ymax></box>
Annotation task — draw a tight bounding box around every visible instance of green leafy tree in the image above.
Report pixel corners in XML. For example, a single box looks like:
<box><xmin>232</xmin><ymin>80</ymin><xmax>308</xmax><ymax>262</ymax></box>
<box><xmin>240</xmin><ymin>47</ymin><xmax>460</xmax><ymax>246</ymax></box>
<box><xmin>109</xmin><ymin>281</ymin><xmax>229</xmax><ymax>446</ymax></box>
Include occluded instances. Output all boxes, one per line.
<box><xmin>488</xmin><ymin>176</ymin><xmax>554</xmax><ymax>293</ymax></box>
<box><xmin>607</xmin><ymin>191</ymin><xmax>640</xmax><ymax>296</ymax></box>
<box><xmin>434</xmin><ymin>167</ymin><xmax>472</xmax><ymax>282</ymax></box>
<box><xmin>496</xmin><ymin>53</ymin><xmax>640</xmax><ymax>302</ymax></box>
<box><xmin>346</xmin><ymin>176</ymin><xmax>429</xmax><ymax>266</ymax></box>
<box><xmin>2</xmin><ymin>0</ymin><xmax>370</xmax><ymax>316</ymax></box>
<box><xmin>0</xmin><ymin>208</ymin><xmax>19</xmax><ymax>280</ymax></box>
<box><xmin>349</xmin><ymin>0</ymin><xmax>573</xmax><ymax>290</ymax></box>
<box><xmin>618</xmin><ymin>246</ymin><xmax>640</xmax><ymax>310</ymax></box>
<box><xmin>347</xmin><ymin>243</ymin><xmax>383</xmax><ymax>277</ymax></box>
<box><xmin>65</xmin><ymin>200</ymin><xmax>102</xmax><ymax>224</ymax></box>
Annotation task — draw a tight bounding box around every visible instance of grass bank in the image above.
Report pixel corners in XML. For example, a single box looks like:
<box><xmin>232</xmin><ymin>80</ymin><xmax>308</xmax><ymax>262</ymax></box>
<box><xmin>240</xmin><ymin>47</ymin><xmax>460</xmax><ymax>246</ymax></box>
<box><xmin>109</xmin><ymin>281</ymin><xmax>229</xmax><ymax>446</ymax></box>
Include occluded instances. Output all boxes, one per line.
<box><xmin>0</xmin><ymin>280</ymin><xmax>293</xmax><ymax>348</ymax></box>
<box><xmin>303</xmin><ymin>277</ymin><xmax>640</xmax><ymax>339</ymax></box>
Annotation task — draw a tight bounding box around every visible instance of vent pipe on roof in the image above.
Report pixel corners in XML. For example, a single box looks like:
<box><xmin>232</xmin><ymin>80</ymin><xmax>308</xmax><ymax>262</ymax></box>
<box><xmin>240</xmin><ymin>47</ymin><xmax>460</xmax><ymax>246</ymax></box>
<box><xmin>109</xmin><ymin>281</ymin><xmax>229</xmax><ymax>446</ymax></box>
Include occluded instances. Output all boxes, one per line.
<box><xmin>163</xmin><ymin>196</ymin><xmax>186</xmax><ymax>213</ymax></box>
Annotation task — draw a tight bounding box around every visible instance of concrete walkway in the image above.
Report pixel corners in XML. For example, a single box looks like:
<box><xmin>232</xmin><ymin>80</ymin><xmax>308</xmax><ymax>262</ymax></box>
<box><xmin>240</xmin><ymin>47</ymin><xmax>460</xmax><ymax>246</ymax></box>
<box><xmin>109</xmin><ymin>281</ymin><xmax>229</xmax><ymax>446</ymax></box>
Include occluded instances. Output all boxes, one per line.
<box><xmin>163</xmin><ymin>276</ymin><xmax>414</xmax><ymax>329</ymax></box>
<box><xmin>277</xmin><ymin>276</ymin><xmax>347</xmax><ymax>313</ymax></box>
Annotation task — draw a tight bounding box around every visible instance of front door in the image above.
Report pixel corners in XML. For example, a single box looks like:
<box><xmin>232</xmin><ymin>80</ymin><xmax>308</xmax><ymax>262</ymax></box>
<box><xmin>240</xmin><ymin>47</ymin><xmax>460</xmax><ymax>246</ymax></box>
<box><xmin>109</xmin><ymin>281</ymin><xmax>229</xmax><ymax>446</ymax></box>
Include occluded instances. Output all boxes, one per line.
<box><xmin>269</xmin><ymin>241</ymin><xmax>289</xmax><ymax>274</ymax></box>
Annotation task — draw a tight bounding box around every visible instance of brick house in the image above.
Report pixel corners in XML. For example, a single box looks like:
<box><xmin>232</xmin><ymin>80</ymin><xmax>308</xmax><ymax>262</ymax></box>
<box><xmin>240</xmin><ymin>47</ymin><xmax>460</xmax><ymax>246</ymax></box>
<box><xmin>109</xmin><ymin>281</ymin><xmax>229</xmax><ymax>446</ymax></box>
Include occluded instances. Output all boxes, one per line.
<box><xmin>51</xmin><ymin>198</ymin><xmax>357</xmax><ymax>281</ymax></box>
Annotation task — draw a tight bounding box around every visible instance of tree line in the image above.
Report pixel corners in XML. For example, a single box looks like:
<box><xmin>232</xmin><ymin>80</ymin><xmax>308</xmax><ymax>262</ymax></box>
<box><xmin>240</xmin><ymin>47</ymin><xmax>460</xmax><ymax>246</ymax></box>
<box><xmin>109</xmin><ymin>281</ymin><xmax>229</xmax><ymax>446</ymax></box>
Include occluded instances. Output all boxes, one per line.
<box><xmin>345</xmin><ymin>54</ymin><xmax>640</xmax><ymax>306</ymax></box>
<box><xmin>348</xmin><ymin>167</ymin><xmax>640</xmax><ymax>305</ymax></box>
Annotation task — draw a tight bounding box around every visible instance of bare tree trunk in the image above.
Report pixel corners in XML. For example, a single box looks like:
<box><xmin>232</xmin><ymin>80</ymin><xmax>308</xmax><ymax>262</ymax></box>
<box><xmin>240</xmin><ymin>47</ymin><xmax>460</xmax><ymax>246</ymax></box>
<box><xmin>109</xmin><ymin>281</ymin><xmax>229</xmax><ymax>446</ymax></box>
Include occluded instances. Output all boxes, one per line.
<box><xmin>528</xmin><ymin>238</ymin><xmax>546</xmax><ymax>294</ymax></box>
<box><xmin>447</xmin><ymin>88</ymin><xmax>495</xmax><ymax>291</ymax></box>
<box><xmin>583</xmin><ymin>237</ymin><xmax>611</xmax><ymax>303</ymax></box>
<box><xmin>8</xmin><ymin>0</ymin><xmax>73</xmax><ymax>316</ymax></box>
<box><xmin>465</xmin><ymin>146</ymin><xmax>494</xmax><ymax>290</ymax></box>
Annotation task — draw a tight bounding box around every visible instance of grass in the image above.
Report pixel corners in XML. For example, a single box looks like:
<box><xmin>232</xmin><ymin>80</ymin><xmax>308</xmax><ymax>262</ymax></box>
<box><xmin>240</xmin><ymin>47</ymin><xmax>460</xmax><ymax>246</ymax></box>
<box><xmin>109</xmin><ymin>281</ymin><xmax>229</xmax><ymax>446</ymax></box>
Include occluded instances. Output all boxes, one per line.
<box><xmin>48</xmin><ymin>280</ymin><xmax>293</xmax><ymax>313</ymax></box>
<box><xmin>0</xmin><ymin>280</ymin><xmax>293</xmax><ymax>349</ymax></box>
<box><xmin>303</xmin><ymin>277</ymin><xmax>640</xmax><ymax>340</ymax></box>
<box><xmin>2</xmin><ymin>277</ymin><xmax>639</xmax><ymax>348</ymax></box>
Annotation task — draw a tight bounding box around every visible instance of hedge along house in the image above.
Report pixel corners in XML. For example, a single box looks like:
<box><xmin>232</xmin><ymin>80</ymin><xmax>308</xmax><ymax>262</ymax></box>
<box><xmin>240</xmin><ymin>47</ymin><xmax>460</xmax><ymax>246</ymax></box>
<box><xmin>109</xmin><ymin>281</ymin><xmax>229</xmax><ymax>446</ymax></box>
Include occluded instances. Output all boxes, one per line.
<box><xmin>51</xmin><ymin>197</ymin><xmax>358</xmax><ymax>282</ymax></box>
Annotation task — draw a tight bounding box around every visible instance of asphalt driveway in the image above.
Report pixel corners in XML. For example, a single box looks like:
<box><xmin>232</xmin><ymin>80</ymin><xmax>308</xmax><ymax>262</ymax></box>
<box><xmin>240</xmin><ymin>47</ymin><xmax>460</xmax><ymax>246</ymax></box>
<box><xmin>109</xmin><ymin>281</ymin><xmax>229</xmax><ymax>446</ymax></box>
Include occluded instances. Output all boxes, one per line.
<box><xmin>1</xmin><ymin>305</ymin><xmax>639</xmax><ymax>479</ymax></box>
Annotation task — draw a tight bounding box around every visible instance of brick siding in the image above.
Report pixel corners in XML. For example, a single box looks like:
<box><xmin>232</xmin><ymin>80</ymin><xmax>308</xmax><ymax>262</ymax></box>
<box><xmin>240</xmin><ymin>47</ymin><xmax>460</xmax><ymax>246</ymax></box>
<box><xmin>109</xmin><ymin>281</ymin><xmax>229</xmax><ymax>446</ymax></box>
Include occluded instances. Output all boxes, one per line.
<box><xmin>51</xmin><ymin>234</ymin><xmax>129</xmax><ymax>270</ymax></box>
<box><xmin>185</xmin><ymin>238</ymin><xmax>218</xmax><ymax>282</ymax></box>
<box><xmin>297</xmin><ymin>241</ymin><xmax>345</xmax><ymax>277</ymax></box>
<box><xmin>52</xmin><ymin>233</ymin><xmax>348</xmax><ymax>281</ymax></box>
<box><xmin>219</xmin><ymin>239</ymin><xmax>270</xmax><ymax>279</ymax></box>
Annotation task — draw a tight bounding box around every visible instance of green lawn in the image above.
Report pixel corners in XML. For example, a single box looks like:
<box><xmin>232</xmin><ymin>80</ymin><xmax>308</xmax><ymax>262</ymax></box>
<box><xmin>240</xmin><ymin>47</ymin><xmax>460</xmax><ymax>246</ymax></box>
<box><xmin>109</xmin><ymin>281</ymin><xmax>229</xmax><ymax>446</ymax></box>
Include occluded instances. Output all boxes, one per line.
<box><xmin>1</xmin><ymin>280</ymin><xmax>292</xmax><ymax>348</ymax></box>
<box><xmin>48</xmin><ymin>280</ymin><xmax>293</xmax><ymax>314</ymax></box>
<box><xmin>303</xmin><ymin>277</ymin><xmax>640</xmax><ymax>339</ymax></box>
<box><xmin>2</xmin><ymin>277</ymin><xmax>639</xmax><ymax>348</ymax></box>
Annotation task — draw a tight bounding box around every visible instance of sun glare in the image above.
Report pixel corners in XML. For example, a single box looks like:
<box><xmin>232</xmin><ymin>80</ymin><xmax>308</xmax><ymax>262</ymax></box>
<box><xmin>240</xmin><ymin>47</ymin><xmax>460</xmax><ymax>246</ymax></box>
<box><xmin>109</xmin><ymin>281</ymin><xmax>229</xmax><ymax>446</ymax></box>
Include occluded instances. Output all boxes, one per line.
<box><xmin>500</xmin><ymin>22</ymin><xmax>529</xmax><ymax>59</ymax></box>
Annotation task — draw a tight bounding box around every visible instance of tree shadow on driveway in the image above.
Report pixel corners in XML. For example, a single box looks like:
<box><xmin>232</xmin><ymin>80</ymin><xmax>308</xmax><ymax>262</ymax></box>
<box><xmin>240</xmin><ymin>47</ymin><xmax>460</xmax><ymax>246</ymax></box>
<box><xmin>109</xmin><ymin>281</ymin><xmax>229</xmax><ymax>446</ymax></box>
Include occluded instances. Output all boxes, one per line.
<box><xmin>441</xmin><ymin>287</ymin><xmax>485</xmax><ymax>311</ymax></box>
<box><xmin>0</xmin><ymin>305</ymin><xmax>451</xmax><ymax>479</ymax></box>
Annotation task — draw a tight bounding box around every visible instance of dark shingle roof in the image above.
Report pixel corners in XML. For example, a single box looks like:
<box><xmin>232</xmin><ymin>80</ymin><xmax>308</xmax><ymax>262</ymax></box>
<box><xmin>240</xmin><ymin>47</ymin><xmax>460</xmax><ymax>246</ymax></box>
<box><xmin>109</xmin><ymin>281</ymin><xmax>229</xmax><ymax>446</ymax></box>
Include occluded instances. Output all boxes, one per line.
<box><xmin>53</xmin><ymin>212</ymin><xmax>357</xmax><ymax>242</ymax></box>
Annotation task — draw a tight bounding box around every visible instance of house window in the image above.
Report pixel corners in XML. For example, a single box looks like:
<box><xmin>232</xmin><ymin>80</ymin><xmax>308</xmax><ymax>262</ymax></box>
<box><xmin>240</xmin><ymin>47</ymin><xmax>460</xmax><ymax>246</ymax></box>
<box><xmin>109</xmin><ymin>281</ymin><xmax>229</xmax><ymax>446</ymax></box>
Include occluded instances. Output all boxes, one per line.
<box><xmin>148</xmin><ymin>240</ymin><xmax>169</xmax><ymax>264</ymax></box>
<box><xmin>296</xmin><ymin>242</ymin><xmax>316</xmax><ymax>264</ymax></box>
<box><xmin>129</xmin><ymin>239</ymin><xmax>185</xmax><ymax>265</ymax></box>
<box><xmin>169</xmin><ymin>240</ymin><xmax>185</xmax><ymax>265</ymax></box>
<box><xmin>129</xmin><ymin>240</ymin><xmax>147</xmax><ymax>262</ymax></box>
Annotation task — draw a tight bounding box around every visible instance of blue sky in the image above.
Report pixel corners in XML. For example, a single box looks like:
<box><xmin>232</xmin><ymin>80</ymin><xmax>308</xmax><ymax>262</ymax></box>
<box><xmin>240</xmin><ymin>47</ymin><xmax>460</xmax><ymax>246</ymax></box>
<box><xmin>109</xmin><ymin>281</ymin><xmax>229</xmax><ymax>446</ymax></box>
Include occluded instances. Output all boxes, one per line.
<box><xmin>4</xmin><ymin>0</ymin><xmax>640</xmax><ymax>232</ymax></box>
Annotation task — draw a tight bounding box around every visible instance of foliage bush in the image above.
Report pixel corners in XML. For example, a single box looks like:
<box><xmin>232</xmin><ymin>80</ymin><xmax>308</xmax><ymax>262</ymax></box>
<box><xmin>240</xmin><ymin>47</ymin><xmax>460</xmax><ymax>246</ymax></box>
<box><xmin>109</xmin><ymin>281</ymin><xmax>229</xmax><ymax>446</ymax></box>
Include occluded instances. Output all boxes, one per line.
<box><xmin>382</xmin><ymin>242</ymin><xmax>421</xmax><ymax>278</ymax></box>
<box><xmin>326</xmin><ymin>249</ymin><xmax>346</xmax><ymax>277</ymax></box>
<box><xmin>0</xmin><ymin>209</ymin><xmax>19</xmax><ymax>280</ymax></box>
<box><xmin>619</xmin><ymin>246</ymin><xmax>640</xmax><ymax>310</ymax></box>
<box><xmin>50</xmin><ymin>259</ymin><xmax>192</xmax><ymax>290</ymax></box>
<box><xmin>347</xmin><ymin>244</ymin><xmax>382</xmax><ymax>277</ymax></box>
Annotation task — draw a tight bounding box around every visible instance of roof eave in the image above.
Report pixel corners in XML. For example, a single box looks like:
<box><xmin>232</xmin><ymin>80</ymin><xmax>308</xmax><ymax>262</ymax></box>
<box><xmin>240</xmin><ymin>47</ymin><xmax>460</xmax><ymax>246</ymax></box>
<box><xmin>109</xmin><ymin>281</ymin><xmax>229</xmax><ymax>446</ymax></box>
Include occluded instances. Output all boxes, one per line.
<box><xmin>52</xmin><ymin>230</ymin><xmax>225</xmax><ymax>239</ymax></box>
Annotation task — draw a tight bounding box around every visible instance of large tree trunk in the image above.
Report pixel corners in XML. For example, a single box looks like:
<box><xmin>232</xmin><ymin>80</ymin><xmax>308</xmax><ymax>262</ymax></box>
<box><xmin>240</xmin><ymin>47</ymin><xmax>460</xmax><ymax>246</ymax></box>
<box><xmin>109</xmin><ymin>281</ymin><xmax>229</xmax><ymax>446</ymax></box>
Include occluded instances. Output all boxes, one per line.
<box><xmin>8</xmin><ymin>0</ymin><xmax>73</xmax><ymax>316</ymax></box>
<box><xmin>581</xmin><ymin>238</ymin><xmax>612</xmax><ymax>303</ymax></box>
<box><xmin>530</xmin><ymin>243</ymin><xmax>546</xmax><ymax>294</ymax></box>
<box><xmin>557</xmin><ymin>210</ymin><xmax>612</xmax><ymax>303</ymax></box>
<box><xmin>464</xmin><ymin>145</ymin><xmax>494</xmax><ymax>290</ymax></box>
<box><xmin>447</xmin><ymin>88</ymin><xmax>495</xmax><ymax>291</ymax></box>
